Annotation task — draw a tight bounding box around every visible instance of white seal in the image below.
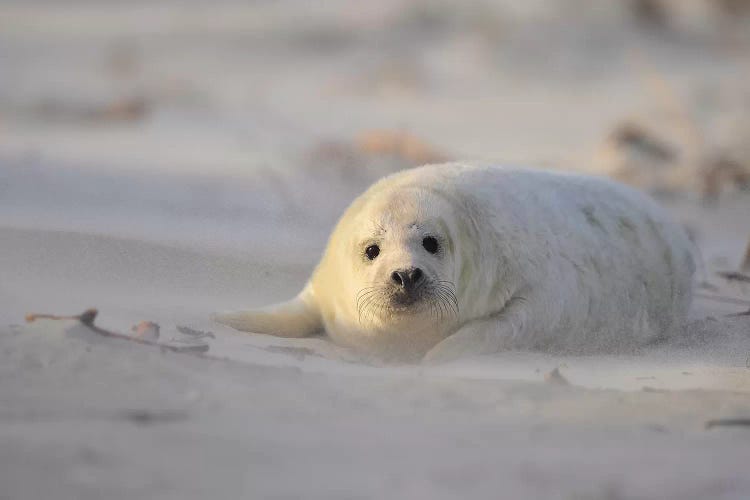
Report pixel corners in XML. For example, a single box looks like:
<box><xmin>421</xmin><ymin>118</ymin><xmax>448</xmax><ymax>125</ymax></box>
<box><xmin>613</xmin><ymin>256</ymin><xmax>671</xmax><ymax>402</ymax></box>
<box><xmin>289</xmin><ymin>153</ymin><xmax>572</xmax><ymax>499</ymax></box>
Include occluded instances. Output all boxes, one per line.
<box><xmin>213</xmin><ymin>163</ymin><xmax>694</xmax><ymax>362</ymax></box>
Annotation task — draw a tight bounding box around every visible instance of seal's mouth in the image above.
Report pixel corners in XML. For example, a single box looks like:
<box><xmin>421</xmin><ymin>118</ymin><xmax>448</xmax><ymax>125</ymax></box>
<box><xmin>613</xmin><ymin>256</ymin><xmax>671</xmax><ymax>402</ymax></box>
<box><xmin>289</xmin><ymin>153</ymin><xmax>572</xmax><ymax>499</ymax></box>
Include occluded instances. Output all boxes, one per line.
<box><xmin>389</xmin><ymin>288</ymin><xmax>422</xmax><ymax>308</ymax></box>
<box><xmin>356</xmin><ymin>280</ymin><xmax>458</xmax><ymax>324</ymax></box>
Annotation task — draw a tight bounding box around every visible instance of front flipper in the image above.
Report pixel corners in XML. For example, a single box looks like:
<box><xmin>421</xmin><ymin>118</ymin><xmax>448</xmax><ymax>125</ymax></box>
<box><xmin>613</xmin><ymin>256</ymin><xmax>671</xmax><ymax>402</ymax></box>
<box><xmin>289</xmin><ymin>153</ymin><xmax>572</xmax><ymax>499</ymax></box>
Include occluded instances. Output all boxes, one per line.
<box><xmin>422</xmin><ymin>297</ymin><xmax>528</xmax><ymax>364</ymax></box>
<box><xmin>212</xmin><ymin>286</ymin><xmax>322</xmax><ymax>339</ymax></box>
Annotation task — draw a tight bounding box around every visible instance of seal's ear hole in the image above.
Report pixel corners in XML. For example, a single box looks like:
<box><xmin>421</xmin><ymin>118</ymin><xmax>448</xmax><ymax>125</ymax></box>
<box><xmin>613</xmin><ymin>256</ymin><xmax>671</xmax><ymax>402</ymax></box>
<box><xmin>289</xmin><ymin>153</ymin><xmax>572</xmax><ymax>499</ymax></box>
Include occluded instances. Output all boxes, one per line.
<box><xmin>422</xmin><ymin>236</ymin><xmax>439</xmax><ymax>254</ymax></box>
<box><xmin>365</xmin><ymin>244</ymin><xmax>380</xmax><ymax>260</ymax></box>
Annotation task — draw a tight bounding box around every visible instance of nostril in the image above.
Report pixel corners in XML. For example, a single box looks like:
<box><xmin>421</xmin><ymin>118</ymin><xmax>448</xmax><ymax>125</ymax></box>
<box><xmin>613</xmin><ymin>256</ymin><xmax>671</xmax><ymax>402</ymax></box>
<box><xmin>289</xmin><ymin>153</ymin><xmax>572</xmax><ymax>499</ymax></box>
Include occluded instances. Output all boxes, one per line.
<box><xmin>391</xmin><ymin>271</ymin><xmax>404</xmax><ymax>286</ymax></box>
<box><xmin>411</xmin><ymin>268</ymin><xmax>423</xmax><ymax>283</ymax></box>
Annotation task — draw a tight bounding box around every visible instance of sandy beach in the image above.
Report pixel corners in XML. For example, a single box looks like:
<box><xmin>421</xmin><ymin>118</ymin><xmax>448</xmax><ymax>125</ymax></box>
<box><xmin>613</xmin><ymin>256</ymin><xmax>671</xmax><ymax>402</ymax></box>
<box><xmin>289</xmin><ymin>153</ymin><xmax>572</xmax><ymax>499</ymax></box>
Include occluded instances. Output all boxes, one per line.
<box><xmin>2</xmin><ymin>1</ymin><xmax>750</xmax><ymax>498</ymax></box>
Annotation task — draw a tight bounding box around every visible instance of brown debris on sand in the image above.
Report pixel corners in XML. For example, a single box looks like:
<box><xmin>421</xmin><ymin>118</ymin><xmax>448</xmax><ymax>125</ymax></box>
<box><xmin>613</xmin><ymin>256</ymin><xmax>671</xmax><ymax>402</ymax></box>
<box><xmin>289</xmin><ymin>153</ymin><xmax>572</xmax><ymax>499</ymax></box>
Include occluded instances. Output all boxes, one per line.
<box><xmin>594</xmin><ymin>47</ymin><xmax>750</xmax><ymax>198</ymax></box>
<box><xmin>306</xmin><ymin>130</ymin><xmax>451</xmax><ymax>183</ymax></box>
<box><xmin>25</xmin><ymin>309</ymin><xmax>208</xmax><ymax>354</ymax></box>
<box><xmin>712</xmin><ymin>240</ymin><xmax>750</xmax><ymax>314</ymax></box>
<box><xmin>132</xmin><ymin>321</ymin><xmax>160</xmax><ymax>340</ymax></box>
<box><xmin>355</xmin><ymin>130</ymin><xmax>448</xmax><ymax>166</ymax></box>
<box><xmin>311</xmin><ymin>129</ymin><xmax>449</xmax><ymax>167</ymax></box>
<box><xmin>33</xmin><ymin>95</ymin><xmax>150</xmax><ymax>124</ymax></box>
<box><xmin>598</xmin><ymin>117</ymin><xmax>750</xmax><ymax>198</ymax></box>
<box><xmin>701</xmin><ymin>156</ymin><xmax>750</xmax><ymax>200</ymax></box>
<box><xmin>595</xmin><ymin>120</ymin><xmax>687</xmax><ymax>193</ymax></box>
<box><xmin>610</xmin><ymin>122</ymin><xmax>677</xmax><ymax>164</ymax></box>
<box><xmin>26</xmin><ymin>309</ymin><xmax>99</xmax><ymax>326</ymax></box>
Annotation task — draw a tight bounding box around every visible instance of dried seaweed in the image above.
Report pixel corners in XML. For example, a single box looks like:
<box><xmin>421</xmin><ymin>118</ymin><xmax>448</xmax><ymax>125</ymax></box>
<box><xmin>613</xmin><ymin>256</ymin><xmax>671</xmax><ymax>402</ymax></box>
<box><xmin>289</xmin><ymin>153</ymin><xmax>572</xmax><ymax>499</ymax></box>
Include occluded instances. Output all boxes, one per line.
<box><xmin>25</xmin><ymin>309</ymin><xmax>208</xmax><ymax>354</ymax></box>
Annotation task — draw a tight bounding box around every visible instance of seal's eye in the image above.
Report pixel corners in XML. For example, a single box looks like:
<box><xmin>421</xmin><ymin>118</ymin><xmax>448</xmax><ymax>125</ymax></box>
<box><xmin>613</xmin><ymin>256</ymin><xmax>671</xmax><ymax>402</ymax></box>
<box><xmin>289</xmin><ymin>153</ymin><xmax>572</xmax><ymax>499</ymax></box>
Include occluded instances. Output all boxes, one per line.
<box><xmin>365</xmin><ymin>244</ymin><xmax>380</xmax><ymax>260</ymax></box>
<box><xmin>422</xmin><ymin>236</ymin><xmax>439</xmax><ymax>254</ymax></box>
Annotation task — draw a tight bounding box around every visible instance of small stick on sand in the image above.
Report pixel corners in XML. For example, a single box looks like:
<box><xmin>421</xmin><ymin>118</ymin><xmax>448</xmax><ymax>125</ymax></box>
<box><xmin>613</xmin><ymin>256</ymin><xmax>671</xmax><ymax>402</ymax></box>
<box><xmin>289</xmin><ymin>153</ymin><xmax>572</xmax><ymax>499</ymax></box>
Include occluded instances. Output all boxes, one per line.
<box><xmin>705</xmin><ymin>418</ymin><xmax>750</xmax><ymax>430</ymax></box>
<box><xmin>25</xmin><ymin>309</ymin><xmax>208</xmax><ymax>353</ymax></box>
<box><xmin>25</xmin><ymin>309</ymin><xmax>98</xmax><ymax>325</ymax></box>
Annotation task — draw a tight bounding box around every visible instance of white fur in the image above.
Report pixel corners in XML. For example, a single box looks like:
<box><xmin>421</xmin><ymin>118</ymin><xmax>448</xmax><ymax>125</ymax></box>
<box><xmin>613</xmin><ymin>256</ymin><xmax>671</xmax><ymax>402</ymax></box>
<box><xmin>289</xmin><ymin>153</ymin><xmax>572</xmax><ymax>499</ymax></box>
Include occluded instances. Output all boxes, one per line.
<box><xmin>213</xmin><ymin>163</ymin><xmax>695</xmax><ymax>362</ymax></box>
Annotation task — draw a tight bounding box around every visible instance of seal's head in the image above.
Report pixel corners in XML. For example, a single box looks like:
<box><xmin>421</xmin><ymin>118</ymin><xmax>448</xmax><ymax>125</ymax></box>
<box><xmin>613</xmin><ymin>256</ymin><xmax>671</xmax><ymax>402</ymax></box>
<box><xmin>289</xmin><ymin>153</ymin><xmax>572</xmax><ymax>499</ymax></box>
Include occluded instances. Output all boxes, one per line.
<box><xmin>308</xmin><ymin>171</ymin><xmax>478</xmax><ymax>359</ymax></box>
<box><xmin>353</xmin><ymin>197</ymin><xmax>458</xmax><ymax>329</ymax></box>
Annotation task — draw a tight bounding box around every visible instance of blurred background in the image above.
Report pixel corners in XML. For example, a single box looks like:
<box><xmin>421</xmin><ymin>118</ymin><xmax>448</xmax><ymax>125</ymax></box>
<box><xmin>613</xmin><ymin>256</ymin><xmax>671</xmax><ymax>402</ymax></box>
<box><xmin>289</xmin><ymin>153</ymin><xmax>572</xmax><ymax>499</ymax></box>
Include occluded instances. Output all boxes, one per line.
<box><xmin>1</xmin><ymin>0</ymin><xmax>749</xmax><ymax>305</ymax></box>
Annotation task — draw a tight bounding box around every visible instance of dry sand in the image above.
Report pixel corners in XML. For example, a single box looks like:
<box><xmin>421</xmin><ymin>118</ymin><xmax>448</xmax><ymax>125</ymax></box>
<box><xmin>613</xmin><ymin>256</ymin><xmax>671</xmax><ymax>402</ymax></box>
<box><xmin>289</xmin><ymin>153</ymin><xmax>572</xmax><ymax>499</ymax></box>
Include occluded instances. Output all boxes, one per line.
<box><xmin>2</xmin><ymin>1</ymin><xmax>750</xmax><ymax>498</ymax></box>
<box><xmin>2</xmin><ymin>223</ymin><xmax>750</xmax><ymax>500</ymax></box>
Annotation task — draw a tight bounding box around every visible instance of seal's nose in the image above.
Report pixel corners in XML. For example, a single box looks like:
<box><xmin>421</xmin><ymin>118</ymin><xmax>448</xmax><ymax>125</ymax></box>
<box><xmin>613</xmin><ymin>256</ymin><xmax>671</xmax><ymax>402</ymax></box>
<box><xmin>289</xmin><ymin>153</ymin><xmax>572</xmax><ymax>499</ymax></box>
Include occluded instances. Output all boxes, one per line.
<box><xmin>391</xmin><ymin>267</ymin><xmax>424</xmax><ymax>290</ymax></box>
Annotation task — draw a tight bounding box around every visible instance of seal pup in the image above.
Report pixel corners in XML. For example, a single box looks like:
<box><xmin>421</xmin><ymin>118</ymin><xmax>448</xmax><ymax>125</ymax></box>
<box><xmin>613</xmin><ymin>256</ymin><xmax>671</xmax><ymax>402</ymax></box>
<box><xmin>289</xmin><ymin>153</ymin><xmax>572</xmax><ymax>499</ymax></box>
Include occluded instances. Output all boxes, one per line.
<box><xmin>213</xmin><ymin>163</ymin><xmax>694</xmax><ymax>362</ymax></box>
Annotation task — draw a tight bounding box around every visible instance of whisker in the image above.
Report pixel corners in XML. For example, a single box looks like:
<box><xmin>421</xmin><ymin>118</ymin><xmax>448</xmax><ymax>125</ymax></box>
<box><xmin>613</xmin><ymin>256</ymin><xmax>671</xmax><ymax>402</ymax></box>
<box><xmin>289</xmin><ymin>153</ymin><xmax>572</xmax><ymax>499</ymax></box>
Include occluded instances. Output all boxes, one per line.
<box><xmin>375</xmin><ymin>298</ymin><xmax>387</xmax><ymax>323</ymax></box>
<box><xmin>358</xmin><ymin>292</ymin><xmax>381</xmax><ymax>323</ymax></box>
<box><xmin>369</xmin><ymin>294</ymin><xmax>384</xmax><ymax>325</ymax></box>
<box><xmin>434</xmin><ymin>289</ymin><xmax>448</xmax><ymax>321</ymax></box>
<box><xmin>356</xmin><ymin>286</ymin><xmax>379</xmax><ymax>300</ymax></box>
<box><xmin>356</xmin><ymin>289</ymin><xmax>379</xmax><ymax>309</ymax></box>
<box><xmin>434</xmin><ymin>286</ymin><xmax>458</xmax><ymax>318</ymax></box>
<box><xmin>435</xmin><ymin>283</ymin><xmax>459</xmax><ymax>316</ymax></box>
<box><xmin>444</xmin><ymin>294</ymin><xmax>459</xmax><ymax>317</ymax></box>
<box><xmin>359</xmin><ymin>293</ymin><xmax>380</xmax><ymax>324</ymax></box>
